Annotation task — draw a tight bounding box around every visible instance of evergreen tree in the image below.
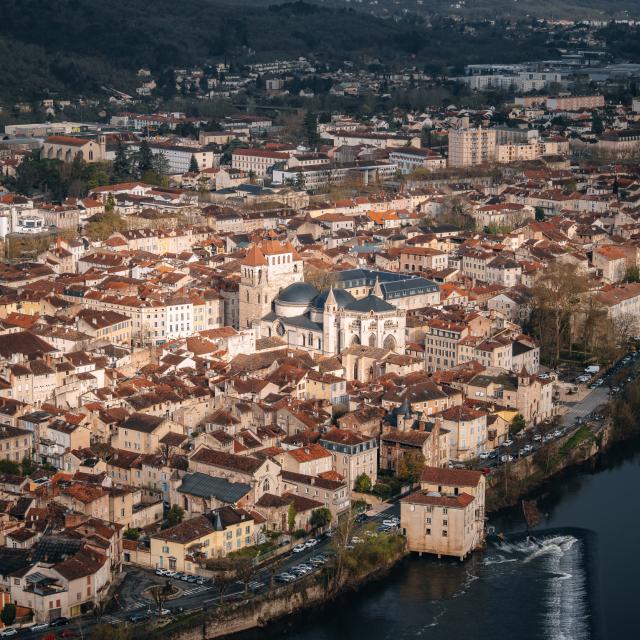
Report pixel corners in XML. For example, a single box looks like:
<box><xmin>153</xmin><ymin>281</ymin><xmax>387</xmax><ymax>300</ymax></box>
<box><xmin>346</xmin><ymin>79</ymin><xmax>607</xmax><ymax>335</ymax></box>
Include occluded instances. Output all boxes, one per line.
<box><xmin>112</xmin><ymin>141</ymin><xmax>131</xmax><ymax>183</ymax></box>
<box><xmin>137</xmin><ymin>139</ymin><xmax>154</xmax><ymax>176</ymax></box>
<box><xmin>303</xmin><ymin>110</ymin><xmax>320</xmax><ymax>149</ymax></box>
<box><xmin>189</xmin><ymin>155</ymin><xmax>199</xmax><ymax>173</ymax></box>
<box><xmin>152</xmin><ymin>153</ymin><xmax>169</xmax><ymax>178</ymax></box>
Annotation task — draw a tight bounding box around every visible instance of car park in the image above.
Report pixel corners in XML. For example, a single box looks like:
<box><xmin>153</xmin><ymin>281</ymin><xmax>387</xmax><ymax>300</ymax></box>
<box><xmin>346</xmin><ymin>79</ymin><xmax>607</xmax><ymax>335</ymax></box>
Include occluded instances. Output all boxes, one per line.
<box><xmin>275</xmin><ymin>573</ymin><xmax>295</xmax><ymax>583</ymax></box>
<box><xmin>248</xmin><ymin>581</ymin><xmax>265</xmax><ymax>592</ymax></box>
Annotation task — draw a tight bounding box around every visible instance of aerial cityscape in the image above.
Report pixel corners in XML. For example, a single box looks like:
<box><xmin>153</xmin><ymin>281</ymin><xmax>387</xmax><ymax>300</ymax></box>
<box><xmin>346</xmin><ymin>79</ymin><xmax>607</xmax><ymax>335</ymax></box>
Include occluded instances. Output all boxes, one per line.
<box><xmin>2</xmin><ymin>1</ymin><xmax>640</xmax><ymax>638</ymax></box>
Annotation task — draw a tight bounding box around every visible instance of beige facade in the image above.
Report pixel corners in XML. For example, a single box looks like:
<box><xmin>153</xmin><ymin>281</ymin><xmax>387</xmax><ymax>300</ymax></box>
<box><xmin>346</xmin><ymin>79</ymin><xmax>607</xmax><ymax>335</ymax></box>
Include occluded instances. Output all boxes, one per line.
<box><xmin>401</xmin><ymin>467</ymin><xmax>485</xmax><ymax>560</ymax></box>
<box><xmin>448</xmin><ymin>128</ymin><xmax>497</xmax><ymax>168</ymax></box>
<box><xmin>0</xmin><ymin>425</ymin><xmax>32</xmax><ymax>463</ymax></box>
<box><xmin>42</xmin><ymin>135</ymin><xmax>108</xmax><ymax>164</ymax></box>
<box><xmin>151</xmin><ymin>508</ymin><xmax>257</xmax><ymax>572</ymax></box>
<box><xmin>319</xmin><ymin>428</ymin><xmax>378</xmax><ymax>489</ymax></box>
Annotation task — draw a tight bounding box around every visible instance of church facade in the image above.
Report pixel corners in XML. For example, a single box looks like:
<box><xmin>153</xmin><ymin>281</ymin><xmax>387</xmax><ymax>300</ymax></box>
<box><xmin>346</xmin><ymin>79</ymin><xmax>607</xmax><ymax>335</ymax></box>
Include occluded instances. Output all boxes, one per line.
<box><xmin>259</xmin><ymin>280</ymin><xmax>406</xmax><ymax>357</ymax></box>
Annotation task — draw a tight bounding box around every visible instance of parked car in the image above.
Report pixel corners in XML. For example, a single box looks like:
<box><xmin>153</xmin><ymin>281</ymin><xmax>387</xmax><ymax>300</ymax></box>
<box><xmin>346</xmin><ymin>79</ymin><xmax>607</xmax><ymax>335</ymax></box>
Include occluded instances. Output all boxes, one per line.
<box><xmin>503</xmin><ymin>439</ymin><xmax>513</xmax><ymax>447</ymax></box>
<box><xmin>155</xmin><ymin>568</ymin><xmax>167</xmax><ymax>576</ymax></box>
<box><xmin>49</xmin><ymin>618</ymin><xmax>69</xmax><ymax>628</ymax></box>
<box><xmin>128</xmin><ymin>613</ymin><xmax>150</xmax><ymax>624</ymax></box>
<box><xmin>292</xmin><ymin>544</ymin><xmax>306</xmax><ymax>553</ymax></box>
<box><xmin>479</xmin><ymin>451</ymin><xmax>490</xmax><ymax>460</ymax></box>
<box><xmin>31</xmin><ymin>623</ymin><xmax>49</xmax><ymax>632</ymax></box>
<box><xmin>158</xmin><ymin>609</ymin><xmax>171</xmax><ymax>617</ymax></box>
<box><xmin>500</xmin><ymin>454</ymin><xmax>513</xmax><ymax>463</ymax></box>
<box><xmin>305</xmin><ymin>538</ymin><xmax>318</xmax><ymax>548</ymax></box>
<box><xmin>355</xmin><ymin>513</ymin><xmax>368</xmax><ymax>523</ymax></box>
<box><xmin>0</xmin><ymin>628</ymin><xmax>17</xmax><ymax>638</ymax></box>
<box><xmin>59</xmin><ymin>631</ymin><xmax>78</xmax><ymax>638</ymax></box>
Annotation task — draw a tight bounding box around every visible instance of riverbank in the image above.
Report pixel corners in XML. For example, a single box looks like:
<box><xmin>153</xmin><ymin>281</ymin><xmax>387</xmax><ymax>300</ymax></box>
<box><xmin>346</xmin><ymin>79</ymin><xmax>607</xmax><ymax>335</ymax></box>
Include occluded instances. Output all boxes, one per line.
<box><xmin>136</xmin><ymin>534</ymin><xmax>407</xmax><ymax>640</ymax></box>
<box><xmin>486</xmin><ymin>419</ymin><xmax>614</xmax><ymax>513</ymax></box>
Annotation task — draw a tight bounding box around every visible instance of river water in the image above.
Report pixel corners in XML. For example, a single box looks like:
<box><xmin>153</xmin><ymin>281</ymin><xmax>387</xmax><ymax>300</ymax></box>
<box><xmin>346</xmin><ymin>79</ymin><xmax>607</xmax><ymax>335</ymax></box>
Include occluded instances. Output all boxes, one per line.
<box><xmin>241</xmin><ymin>438</ymin><xmax>640</xmax><ymax>640</ymax></box>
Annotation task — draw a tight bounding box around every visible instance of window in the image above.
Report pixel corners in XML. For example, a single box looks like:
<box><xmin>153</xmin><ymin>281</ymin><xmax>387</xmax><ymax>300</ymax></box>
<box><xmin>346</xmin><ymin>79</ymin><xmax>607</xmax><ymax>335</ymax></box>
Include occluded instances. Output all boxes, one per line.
<box><xmin>426</xmin><ymin>528</ymin><xmax>431</xmax><ymax>535</ymax></box>
<box><xmin>442</xmin><ymin>530</ymin><xmax>448</xmax><ymax>537</ymax></box>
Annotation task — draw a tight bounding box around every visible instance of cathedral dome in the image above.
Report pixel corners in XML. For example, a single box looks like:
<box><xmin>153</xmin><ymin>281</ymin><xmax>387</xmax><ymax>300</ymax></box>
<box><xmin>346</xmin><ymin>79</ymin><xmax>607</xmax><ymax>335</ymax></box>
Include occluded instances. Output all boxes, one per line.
<box><xmin>277</xmin><ymin>282</ymin><xmax>320</xmax><ymax>305</ymax></box>
<box><xmin>275</xmin><ymin>282</ymin><xmax>320</xmax><ymax>317</ymax></box>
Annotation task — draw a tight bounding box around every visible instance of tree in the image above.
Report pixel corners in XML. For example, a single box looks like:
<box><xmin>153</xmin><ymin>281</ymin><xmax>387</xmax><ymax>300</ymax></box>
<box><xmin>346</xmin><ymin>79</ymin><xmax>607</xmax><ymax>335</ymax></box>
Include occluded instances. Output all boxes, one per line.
<box><xmin>167</xmin><ymin>504</ymin><xmax>184</xmax><ymax>526</ymax></box>
<box><xmin>303</xmin><ymin>265</ymin><xmax>339</xmax><ymax>290</ymax></box>
<box><xmin>439</xmin><ymin>195</ymin><xmax>473</xmax><ymax>230</ymax></box>
<box><xmin>592</xmin><ymin>113</ymin><xmax>604</xmax><ymax>135</ymax></box>
<box><xmin>151</xmin><ymin>153</ymin><xmax>169</xmax><ymax>178</ymax></box>
<box><xmin>112</xmin><ymin>141</ymin><xmax>131</xmax><ymax>183</ymax></box>
<box><xmin>1</xmin><ymin>603</ymin><xmax>16</xmax><ymax>627</ymax></box>
<box><xmin>85</xmin><ymin>212</ymin><xmax>127</xmax><ymax>241</ymax></box>
<box><xmin>295</xmin><ymin>169</ymin><xmax>306</xmax><ymax>190</ymax></box>
<box><xmin>309</xmin><ymin>507</ymin><xmax>332</xmax><ymax>530</ymax></box>
<box><xmin>303</xmin><ymin>110</ymin><xmax>320</xmax><ymax>149</ymax></box>
<box><xmin>123</xmin><ymin>528</ymin><xmax>140</xmax><ymax>541</ymax></box>
<box><xmin>0</xmin><ymin>459</ymin><xmax>20</xmax><ymax>475</ymax></box>
<box><xmin>20</xmin><ymin>457</ymin><xmax>35</xmax><ymax>476</ymax></box>
<box><xmin>287</xmin><ymin>502</ymin><xmax>297</xmax><ymax>532</ymax></box>
<box><xmin>189</xmin><ymin>155</ymin><xmax>199</xmax><ymax>173</ymax></box>
<box><xmin>234</xmin><ymin>557</ymin><xmax>257</xmax><ymax>594</ymax></box>
<box><xmin>137</xmin><ymin>139</ymin><xmax>154</xmax><ymax>175</ymax></box>
<box><xmin>105</xmin><ymin>192</ymin><xmax>116</xmax><ymax>213</ymax></box>
<box><xmin>625</xmin><ymin>265</ymin><xmax>640</xmax><ymax>283</ymax></box>
<box><xmin>530</xmin><ymin>262</ymin><xmax>589</xmax><ymax>366</ymax></box>
<box><xmin>91</xmin><ymin>624</ymin><xmax>131</xmax><ymax>640</ymax></box>
<box><xmin>510</xmin><ymin>413</ymin><xmax>526</xmax><ymax>435</ymax></box>
<box><xmin>354</xmin><ymin>473</ymin><xmax>372</xmax><ymax>493</ymax></box>
<box><xmin>149</xmin><ymin>582</ymin><xmax>172</xmax><ymax>615</ymax></box>
<box><xmin>396</xmin><ymin>450</ymin><xmax>425</xmax><ymax>484</ymax></box>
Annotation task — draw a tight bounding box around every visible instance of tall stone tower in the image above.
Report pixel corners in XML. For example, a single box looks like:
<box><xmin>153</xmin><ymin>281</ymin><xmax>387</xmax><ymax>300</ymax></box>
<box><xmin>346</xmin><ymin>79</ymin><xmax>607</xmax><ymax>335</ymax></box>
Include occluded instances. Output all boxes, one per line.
<box><xmin>239</xmin><ymin>240</ymin><xmax>303</xmax><ymax>329</ymax></box>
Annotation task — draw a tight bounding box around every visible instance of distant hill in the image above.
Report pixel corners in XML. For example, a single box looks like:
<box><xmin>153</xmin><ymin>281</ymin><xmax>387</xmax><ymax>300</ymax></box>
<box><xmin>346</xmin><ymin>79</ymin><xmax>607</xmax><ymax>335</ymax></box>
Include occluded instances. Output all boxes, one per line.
<box><xmin>0</xmin><ymin>0</ymin><xmax>637</xmax><ymax>103</ymax></box>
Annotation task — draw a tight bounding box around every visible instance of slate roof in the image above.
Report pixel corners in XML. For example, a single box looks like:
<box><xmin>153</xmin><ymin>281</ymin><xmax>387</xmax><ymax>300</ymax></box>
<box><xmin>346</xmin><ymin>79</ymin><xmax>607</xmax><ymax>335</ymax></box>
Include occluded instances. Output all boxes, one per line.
<box><xmin>344</xmin><ymin>293</ymin><xmax>395</xmax><ymax>313</ymax></box>
<box><xmin>178</xmin><ymin>472</ymin><xmax>251</xmax><ymax>503</ymax></box>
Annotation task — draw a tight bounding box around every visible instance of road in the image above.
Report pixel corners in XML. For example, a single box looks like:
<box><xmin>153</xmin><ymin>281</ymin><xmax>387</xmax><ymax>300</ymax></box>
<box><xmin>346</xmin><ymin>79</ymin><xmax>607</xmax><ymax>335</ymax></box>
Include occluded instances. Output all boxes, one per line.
<box><xmin>19</xmin><ymin>503</ymin><xmax>400</xmax><ymax>639</ymax></box>
<box><xmin>560</xmin><ymin>386</ymin><xmax>608</xmax><ymax>426</ymax></box>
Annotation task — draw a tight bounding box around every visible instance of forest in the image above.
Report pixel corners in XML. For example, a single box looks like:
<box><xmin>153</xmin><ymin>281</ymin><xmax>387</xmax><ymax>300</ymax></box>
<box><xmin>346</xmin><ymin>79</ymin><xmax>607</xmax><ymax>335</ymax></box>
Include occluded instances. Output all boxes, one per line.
<box><xmin>0</xmin><ymin>1</ymin><xmax>559</xmax><ymax>102</ymax></box>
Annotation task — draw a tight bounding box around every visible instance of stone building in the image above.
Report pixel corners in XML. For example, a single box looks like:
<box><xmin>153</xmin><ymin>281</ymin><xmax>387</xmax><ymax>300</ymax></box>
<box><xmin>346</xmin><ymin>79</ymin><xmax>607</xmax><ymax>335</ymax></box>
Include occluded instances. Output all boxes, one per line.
<box><xmin>239</xmin><ymin>240</ymin><xmax>304</xmax><ymax>329</ymax></box>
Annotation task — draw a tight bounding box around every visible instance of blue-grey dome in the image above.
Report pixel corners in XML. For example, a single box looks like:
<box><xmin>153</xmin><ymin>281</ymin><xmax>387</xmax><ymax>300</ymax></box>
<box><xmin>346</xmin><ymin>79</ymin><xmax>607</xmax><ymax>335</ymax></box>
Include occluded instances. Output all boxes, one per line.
<box><xmin>312</xmin><ymin>288</ymin><xmax>356</xmax><ymax>310</ymax></box>
<box><xmin>277</xmin><ymin>282</ymin><xmax>320</xmax><ymax>305</ymax></box>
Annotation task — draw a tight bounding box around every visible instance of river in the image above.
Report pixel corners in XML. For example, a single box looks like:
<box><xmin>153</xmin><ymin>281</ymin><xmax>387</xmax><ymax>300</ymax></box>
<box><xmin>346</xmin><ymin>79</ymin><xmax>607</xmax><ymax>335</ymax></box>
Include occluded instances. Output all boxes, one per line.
<box><xmin>238</xmin><ymin>438</ymin><xmax>640</xmax><ymax>640</ymax></box>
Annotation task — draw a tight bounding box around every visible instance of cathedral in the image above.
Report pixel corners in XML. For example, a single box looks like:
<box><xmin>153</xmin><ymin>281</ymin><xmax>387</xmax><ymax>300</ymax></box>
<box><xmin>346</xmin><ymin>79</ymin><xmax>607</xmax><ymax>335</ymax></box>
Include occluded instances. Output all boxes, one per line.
<box><xmin>239</xmin><ymin>241</ymin><xmax>439</xmax><ymax>357</ymax></box>
<box><xmin>259</xmin><ymin>279</ymin><xmax>406</xmax><ymax>357</ymax></box>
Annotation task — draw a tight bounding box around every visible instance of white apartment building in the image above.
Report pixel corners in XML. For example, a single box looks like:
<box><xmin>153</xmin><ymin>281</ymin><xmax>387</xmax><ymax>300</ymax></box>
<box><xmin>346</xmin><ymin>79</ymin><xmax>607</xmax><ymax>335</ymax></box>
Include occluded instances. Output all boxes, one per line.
<box><xmin>448</xmin><ymin>128</ymin><xmax>497</xmax><ymax>168</ymax></box>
